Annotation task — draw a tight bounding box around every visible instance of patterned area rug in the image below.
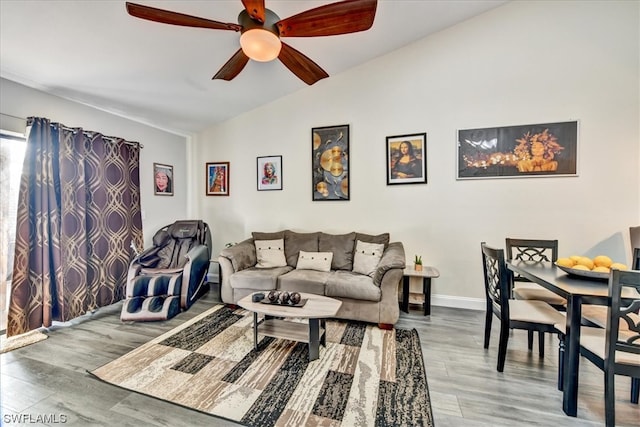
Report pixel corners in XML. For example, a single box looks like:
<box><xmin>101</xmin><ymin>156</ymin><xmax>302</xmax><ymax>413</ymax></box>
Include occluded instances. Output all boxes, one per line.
<box><xmin>90</xmin><ymin>305</ymin><xmax>433</xmax><ymax>427</ymax></box>
<box><xmin>0</xmin><ymin>330</ymin><xmax>48</xmax><ymax>353</ymax></box>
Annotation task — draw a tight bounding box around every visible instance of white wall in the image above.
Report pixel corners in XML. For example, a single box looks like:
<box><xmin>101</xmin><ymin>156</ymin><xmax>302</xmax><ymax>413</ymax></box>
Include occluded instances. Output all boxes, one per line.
<box><xmin>0</xmin><ymin>78</ymin><xmax>189</xmax><ymax>247</ymax></box>
<box><xmin>194</xmin><ymin>1</ymin><xmax>640</xmax><ymax>307</ymax></box>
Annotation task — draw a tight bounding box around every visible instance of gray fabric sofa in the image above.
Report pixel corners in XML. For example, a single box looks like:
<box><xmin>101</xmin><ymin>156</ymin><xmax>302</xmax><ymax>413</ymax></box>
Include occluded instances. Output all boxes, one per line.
<box><xmin>218</xmin><ymin>230</ymin><xmax>406</xmax><ymax>327</ymax></box>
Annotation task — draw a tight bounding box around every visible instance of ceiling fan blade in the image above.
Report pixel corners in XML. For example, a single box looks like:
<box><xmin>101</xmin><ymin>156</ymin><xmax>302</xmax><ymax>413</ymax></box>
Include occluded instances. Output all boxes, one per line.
<box><xmin>278</xmin><ymin>42</ymin><xmax>329</xmax><ymax>85</ymax></box>
<box><xmin>277</xmin><ymin>0</ymin><xmax>377</xmax><ymax>37</ymax></box>
<box><xmin>241</xmin><ymin>0</ymin><xmax>266</xmax><ymax>23</ymax></box>
<box><xmin>126</xmin><ymin>2</ymin><xmax>241</xmax><ymax>32</ymax></box>
<box><xmin>212</xmin><ymin>49</ymin><xmax>250</xmax><ymax>81</ymax></box>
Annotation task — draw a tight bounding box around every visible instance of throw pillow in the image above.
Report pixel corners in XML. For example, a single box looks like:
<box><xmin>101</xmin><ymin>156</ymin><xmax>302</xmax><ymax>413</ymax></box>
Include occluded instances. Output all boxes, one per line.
<box><xmin>296</xmin><ymin>251</ymin><xmax>333</xmax><ymax>272</ymax></box>
<box><xmin>284</xmin><ymin>231</ymin><xmax>319</xmax><ymax>267</ymax></box>
<box><xmin>319</xmin><ymin>232</ymin><xmax>356</xmax><ymax>270</ymax></box>
<box><xmin>355</xmin><ymin>232</ymin><xmax>390</xmax><ymax>247</ymax></box>
<box><xmin>254</xmin><ymin>239</ymin><xmax>287</xmax><ymax>268</ymax></box>
<box><xmin>352</xmin><ymin>240</ymin><xmax>385</xmax><ymax>277</ymax></box>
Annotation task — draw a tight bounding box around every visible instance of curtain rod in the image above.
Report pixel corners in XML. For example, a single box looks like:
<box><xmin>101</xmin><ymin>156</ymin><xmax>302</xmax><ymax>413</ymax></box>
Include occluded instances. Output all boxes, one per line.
<box><xmin>56</xmin><ymin>123</ymin><xmax>143</xmax><ymax>149</ymax></box>
<box><xmin>0</xmin><ymin>112</ymin><xmax>25</xmax><ymax>121</ymax></box>
<box><xmin>1</xmin><ymin>113</ymin><xmax>143</xmax><ymax>149</ymax></box>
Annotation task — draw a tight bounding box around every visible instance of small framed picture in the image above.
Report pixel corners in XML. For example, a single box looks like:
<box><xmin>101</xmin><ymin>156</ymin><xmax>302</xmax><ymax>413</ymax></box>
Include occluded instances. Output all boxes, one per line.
<box><xmin>153</xmin><ymin>163</ymin><xmax>174</xmax><ymax>195</ymax></box>
<box><xmin>257</xmin><ymin>155</ymin><xmax>283</xmax><ymax>191</ymax></box>
<box><xmin>206</xmin><ymin>162</ymin><xmax>229</xmax><ymax>196</ymax></box>
<box><xmin>386</xmin><ymin>133</ymin><xmax>427</xmax><ymax>185</ymax></box>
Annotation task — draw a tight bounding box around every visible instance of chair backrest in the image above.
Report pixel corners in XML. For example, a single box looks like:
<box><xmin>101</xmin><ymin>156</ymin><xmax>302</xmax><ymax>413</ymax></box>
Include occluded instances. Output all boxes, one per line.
<box><xmin>481</xmin><ymin>242</ymin><xmax>511</xmax><ymax>320</ymax></box>
<box><xmin>605</xmin><ymin>269</ymin><xmax>640</xmax><ymax>363</ymax></box>
<box><xmin>630</xmin><ymin>226</ymin><xmax>640</xmax><ymax>256</ymax></box>
<box><xmin>506</xmin><ymin>238</ymin><xmax>558</xmax><ymax>284</ymax></box>
<box><xmin>505</xmin><ymin>238</ymin><xmax>558</xmax><ymax>262</ymax></box>
<box><xmin>153</xmin><ymin>220</ymin><xmax>211</xmax><ymax>269</ymax></box>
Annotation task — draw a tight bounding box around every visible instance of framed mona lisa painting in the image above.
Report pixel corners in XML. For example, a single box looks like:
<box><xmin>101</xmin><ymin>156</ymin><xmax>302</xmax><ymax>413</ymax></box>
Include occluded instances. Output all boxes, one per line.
<box><xmin>386</xmin><ymin>133</ymin><xmax>427</xmax><ymax>185</ymax></box>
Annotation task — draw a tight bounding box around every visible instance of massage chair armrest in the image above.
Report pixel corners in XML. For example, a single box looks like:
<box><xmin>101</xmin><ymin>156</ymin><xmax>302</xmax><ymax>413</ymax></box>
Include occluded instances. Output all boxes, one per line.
<box><xmin>181</xmin><ymin>244</ymin><xmax>210</xmax><ymax>309</ymax></box>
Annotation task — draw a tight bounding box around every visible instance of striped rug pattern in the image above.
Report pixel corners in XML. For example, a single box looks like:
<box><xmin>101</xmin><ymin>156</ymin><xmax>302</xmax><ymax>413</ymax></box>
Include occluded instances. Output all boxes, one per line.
<box><xmin>91</xmin><ymin>305</ymin><xmax>433</xmax><ymax>427</ymax></box>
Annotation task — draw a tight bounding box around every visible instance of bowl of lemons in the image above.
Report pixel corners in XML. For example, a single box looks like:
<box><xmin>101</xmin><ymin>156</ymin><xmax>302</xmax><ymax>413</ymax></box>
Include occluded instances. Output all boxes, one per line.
<box><xmin>555</xmin><ymin>255</ymin><xmax>628</xmax><ymax>281</ymax></box>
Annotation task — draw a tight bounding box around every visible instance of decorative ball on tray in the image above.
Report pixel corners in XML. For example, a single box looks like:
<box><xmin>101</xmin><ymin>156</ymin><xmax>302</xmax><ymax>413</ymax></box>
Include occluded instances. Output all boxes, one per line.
<box><xmin>289</xmin><ymin>291</ymin><xmax>301</xmax><ymax>305</ymax></box>
<box><xmin>267</xmin><ymin>290</ymin><xmax>280</xmax><ymax>303</ymax></box>
<box><xmin>279</xmin><ymin>291</ymin><xmax>290</xmax><ymax>305</ymax></box>
<box><xmin>556</xmin><ymin>254</ymin><xmax>628</xmax><ymax>280</ymax></box>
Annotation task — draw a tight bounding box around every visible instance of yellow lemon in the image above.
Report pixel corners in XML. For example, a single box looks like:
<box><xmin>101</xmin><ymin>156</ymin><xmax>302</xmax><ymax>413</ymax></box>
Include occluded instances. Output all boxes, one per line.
<box><xmin>572</xmin><ymin>264</ymin><xmax>590</xmax><ymax>271</ymax></box>
<box><xmin>556</xmin><ymin>258</ymin><xmax>576</xmax><ymax>267</ymax></box>
<box><xmin>593</xmin><ymin>255</ymin><xmax>613</xmax><ymax>268</ymax></box>
<box><xmin>610</xmin><ymin>262</ymin><xmax>628</xmax><ymax>270</ymax></box>
<box><xmin>592</xmin><ymin>266</ymin><xmax>610</xmax><ymax>273</ymax></box>
<box><xmin>569</xmin><ymin>255</ymin><xmax>582</xmax><ymax>263</ymax></box>
<box><xmin>576</xmin><ymin>257</ymin><xmax>594</xmax><ymax>270</ymax></box>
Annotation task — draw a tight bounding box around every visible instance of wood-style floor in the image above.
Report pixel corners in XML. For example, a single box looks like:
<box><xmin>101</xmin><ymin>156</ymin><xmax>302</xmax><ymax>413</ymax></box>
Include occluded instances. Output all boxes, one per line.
<box><xmin>1</xmin><ymin>287</ymin><xmax>639</xmax><ymax>427</ymax></box>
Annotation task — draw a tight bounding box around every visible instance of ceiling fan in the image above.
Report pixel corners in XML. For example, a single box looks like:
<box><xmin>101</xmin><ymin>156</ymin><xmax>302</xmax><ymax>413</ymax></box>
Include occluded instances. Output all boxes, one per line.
<box><xmin>125</xmin><ymin>0</ymin><xmax>378</xmax><ymax>85</ymax></box>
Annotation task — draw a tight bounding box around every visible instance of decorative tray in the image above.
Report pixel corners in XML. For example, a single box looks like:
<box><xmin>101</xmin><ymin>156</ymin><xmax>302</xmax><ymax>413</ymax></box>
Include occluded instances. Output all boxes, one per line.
<box><xmin>260</xmin><ymin>299</ymin><xmax>308</xmax><ymax>308</ymax></box>
<box><xmin>555</xmin><ymin>263</ymin><xmax>609</xmax><ymax>281</ymax></box>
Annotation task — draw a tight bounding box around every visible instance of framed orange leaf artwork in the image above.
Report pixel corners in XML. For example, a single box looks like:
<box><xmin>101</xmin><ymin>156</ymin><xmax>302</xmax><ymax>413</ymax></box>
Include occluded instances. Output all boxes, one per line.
<box><xmin>457</xmin><ymin>121</ymin><xmax>578</xmax><ymax>179</ymax></box>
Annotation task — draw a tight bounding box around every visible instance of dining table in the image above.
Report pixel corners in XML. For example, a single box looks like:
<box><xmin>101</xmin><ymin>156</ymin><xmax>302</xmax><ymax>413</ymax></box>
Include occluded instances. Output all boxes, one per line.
<box><xmin>505</xmin><ymin>260</ymin><xmax>633</xmax><ymax>417</ymax></box>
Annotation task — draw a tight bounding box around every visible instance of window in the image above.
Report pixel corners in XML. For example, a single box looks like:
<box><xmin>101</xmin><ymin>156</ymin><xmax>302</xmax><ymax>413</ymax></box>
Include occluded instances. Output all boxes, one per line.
<box><xmin>1</xmin><ymin>131</ymin><xmax>26</xmax><ymax>333</ymax></box>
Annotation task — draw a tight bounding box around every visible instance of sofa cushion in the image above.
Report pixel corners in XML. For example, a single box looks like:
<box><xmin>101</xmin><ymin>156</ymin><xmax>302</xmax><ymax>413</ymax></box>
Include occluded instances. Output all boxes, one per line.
<box><xmin>220</xmin><ymin>238</ymin><xmax>256</xmax><ymax>271</ymax></box>
<box><xmin>278</xmin><ymin>269</ymin><xmax>330</xmax><ymax>295</ymax></box>
<box><xmin>352</xmin><ymin>240</ymin><xmax>384</xmax><ymax>277</ymax></box>
<box><xmin>284</xmin><ymin>231</ymin><xmax>319</xmax><ymax>267</ymax></box>
<box><xmin>319</xmin><ymin>232</ymin><xmax>356</xmax><ymax>270</ymax></box>
<box><xmin>296</xmin><ymin>251</ymin><xmax>333</xmax><ymax>272</ymax></box>
<box><xmin>252</xmin><ymin>230</ymin><xmax>287</xmax><ymax>241</ymax></box>
<box><xmin>230</xmin><ymin>265</ymin><xmax>293</xmax><ymax>290</ymax></box>
<box><xmin>255</xmin><ymin>239</ymin><xmax>287</xmax><ymax>268</ymax></box>
<box><xmin>355</xmin><ymin>232</ymin><xmax>390</xmax><ymax>248</ymax></box>
<box><xmin>326</xmin><ymin>270</ymin><xmax>381</xmax><ymax>302</ymax></box>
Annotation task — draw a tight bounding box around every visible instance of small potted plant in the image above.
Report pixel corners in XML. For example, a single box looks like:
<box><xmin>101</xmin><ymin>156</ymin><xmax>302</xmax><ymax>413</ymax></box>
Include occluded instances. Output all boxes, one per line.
<box><xmin>414</xmin><ymin>255</ymin><xmax>423</xmax><ymax>271</ymax></box>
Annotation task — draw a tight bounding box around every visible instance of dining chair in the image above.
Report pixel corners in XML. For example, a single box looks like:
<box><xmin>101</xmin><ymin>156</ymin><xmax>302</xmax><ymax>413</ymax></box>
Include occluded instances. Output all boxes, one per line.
<box><xmin>505</xmin><ymin>238</ymin><xmax>566</xmax><ymax>306</ymax></box>
<box><xmin>506</xmin><ymin>238</ymin><xmax>566</xmax><ymax>351</ymax></box>
<box><xmin>583</xmin><ymin>248</ymin><xmax>640</xmax><ymax>328</ymax></box>
<box><xmin>630</xmin><ymin>226</ymin><xmax>640</xmax><ymax>253</ymax></box>
<box><xmin>556</xmin><ymin>268</ymin><xmax>640</xmax><ymax>427</ymax></box>
<box><xmin>481</xmin><ymin>242</ymin><xmax>566</xmax><ymax>372</ymax></box>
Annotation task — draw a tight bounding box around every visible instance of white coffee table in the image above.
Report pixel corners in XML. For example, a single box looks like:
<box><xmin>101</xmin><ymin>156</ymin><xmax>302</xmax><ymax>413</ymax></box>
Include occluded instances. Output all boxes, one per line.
<box><xmin>237</xmin><ymin>292</ymin><xmax>342</xmax><ymax>361</ymax></box>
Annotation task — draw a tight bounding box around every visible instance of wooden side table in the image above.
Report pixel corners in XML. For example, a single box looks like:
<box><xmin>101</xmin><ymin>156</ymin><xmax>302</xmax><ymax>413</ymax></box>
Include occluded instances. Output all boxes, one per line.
<box><xmin>402</xmin><ymin>266</ymin><xmax>440</xmax><ymax>315</ymax></box>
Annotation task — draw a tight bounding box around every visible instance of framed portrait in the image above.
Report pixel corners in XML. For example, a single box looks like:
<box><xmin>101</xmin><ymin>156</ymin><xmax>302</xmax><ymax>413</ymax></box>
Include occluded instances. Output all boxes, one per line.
<box><xmin>257</xmin><ymin>155</ymin><xmax>283</xmax><ymax>191</ymax></box>
<box><xmin>386</xmin><ymin>133</ymin><xmax>427</xmax><ymax>185</ymax></box>
<box><xmin>206</xmin><ymin>162</ymin><xmax>229</xmax><ymax>196</ymax></box>
<box><xmin>153</xmin><ymin>163</ymin><xmax>174</xmax><ymax>196</ymax></box>
<box><xmin>457</xmin><ymin>121</ymin><xmax>578</xmax><ymax>180</ymax></box>
<box><xmin>312</xmin><ymin>124</ymin><xmax>349</xmax><ymax>201</ymax></box>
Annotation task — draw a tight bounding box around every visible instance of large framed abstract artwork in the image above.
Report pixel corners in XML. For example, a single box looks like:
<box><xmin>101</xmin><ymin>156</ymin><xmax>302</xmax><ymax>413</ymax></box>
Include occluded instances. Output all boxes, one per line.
<box><xmin>206</xmin><ymin>162</ymin><xmax>229</xmax><ymax>196</ymax></box>
<box><xmin>312</xmin><ymin>124</ymin><xmax>349</xmax><ymax>201</ymax></box>
<box><xmin>386</xmin><ymin>133</ymin><xmax>427</xmax><ymax>185</ymax></box>
<box><xmin>457</xmin><ymin>121</ymin><xmax>578</xmax><ymax>180</ymax></box>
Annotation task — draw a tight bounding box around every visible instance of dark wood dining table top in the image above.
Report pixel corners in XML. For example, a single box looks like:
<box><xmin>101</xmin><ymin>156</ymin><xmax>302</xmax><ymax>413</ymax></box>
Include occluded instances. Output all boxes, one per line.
<box><xmin>507</xmin><ymin>260</ymin><xmax>637</xmax><ymax>301</ymax></box>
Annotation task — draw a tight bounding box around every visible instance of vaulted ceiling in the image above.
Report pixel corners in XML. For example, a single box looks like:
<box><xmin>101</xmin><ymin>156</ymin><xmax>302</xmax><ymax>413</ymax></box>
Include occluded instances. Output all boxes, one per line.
<box><xmin>0</xmin><ymin>1</ymin><xmax>507</xmax><ymax>135</ymax></box>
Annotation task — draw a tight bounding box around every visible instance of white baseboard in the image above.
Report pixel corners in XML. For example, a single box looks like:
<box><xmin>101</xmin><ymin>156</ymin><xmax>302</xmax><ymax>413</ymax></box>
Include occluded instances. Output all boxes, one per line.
<box><xmin>431</xmin><ymin>294</ymin><xmax>485</xmax><ymax>311</ymax></box>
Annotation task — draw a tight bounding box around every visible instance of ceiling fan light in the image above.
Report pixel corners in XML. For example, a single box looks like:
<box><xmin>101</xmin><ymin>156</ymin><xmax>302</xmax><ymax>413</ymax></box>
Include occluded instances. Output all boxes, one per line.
<box><xmin>240</xmin><ymin>29</ymin><xmax>281</xmax><ymax>62</ymax></box>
